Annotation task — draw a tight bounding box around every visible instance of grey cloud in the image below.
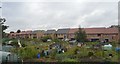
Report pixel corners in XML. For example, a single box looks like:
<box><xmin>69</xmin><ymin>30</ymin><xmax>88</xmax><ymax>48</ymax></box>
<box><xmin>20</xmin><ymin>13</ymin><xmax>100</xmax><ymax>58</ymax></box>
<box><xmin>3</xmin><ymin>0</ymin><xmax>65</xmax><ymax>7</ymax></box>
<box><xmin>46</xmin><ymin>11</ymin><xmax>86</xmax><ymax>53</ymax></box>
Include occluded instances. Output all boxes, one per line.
<box><xmin>3</xmin><ymin>0</ymin><xmax>119</xmax><ymax>2</ymax></box>
<box><xmin>74</xmin><ymin>2</ymin><xmax>118</xmax><ymax>27</ymax></box>
<box><xmin>2</xmin><ymin>2</ymin><xmax>118</xmax><ymax>32</ymax></box>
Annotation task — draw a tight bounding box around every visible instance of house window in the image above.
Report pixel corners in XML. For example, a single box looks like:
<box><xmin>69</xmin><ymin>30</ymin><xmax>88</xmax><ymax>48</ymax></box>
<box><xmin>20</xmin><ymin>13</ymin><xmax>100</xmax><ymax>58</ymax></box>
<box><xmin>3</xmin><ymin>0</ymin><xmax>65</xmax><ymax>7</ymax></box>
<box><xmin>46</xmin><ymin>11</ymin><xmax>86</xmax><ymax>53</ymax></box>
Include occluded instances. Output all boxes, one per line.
<box><xmin>97</xmin><ymin>34</ymin><xmax>101</xmax><ymax>36</ymax></box>
<box><xmin>112</xmin><ymin>36</ymin><xmax>114</xmax><ymax>39</ymax></box>
<box><xmin>105</xmin><ymin>34</ymin><xmax>108</xmax><ymax>36</ymax></box>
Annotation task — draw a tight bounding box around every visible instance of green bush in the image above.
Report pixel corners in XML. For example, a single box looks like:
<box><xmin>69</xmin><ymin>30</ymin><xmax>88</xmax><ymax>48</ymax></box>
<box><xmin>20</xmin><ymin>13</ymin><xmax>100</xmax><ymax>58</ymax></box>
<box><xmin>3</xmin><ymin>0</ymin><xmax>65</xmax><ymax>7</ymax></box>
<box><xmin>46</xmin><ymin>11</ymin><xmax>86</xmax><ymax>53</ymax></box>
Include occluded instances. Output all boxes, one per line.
<box><xmin>62</xmin><ymin>46</ymin><xmax>80</xmax><ymax>59</ymax></box>
<box><xmin>49</xmin><ymin>49</ymin><xmax>57</xmax><ymax>59</ymax></box>
<box><xmin>18</xmin><ymin>46</ymin><xmax>39</xmax><ymax>60</ymax></box>
<box><xmin>11</xmin><ymin>42</ymin><xmax>19</xmax><ymax>47</ymax></box>
<box><xmin>55</xmin><ymin>54</ymin><xmax>67</xmax><ymax>61</ymax></box>
<box><xmin>53</xmin><ymin>38</ymin><xmax>61</xmax><ymax>42</ymax></box>
<box><xmin>88</xmin><ymin>52</ymin><xmax>94</xmax><ymax>57</ymax></box>
<box><xmin>65</xmin><ymin>46</ymin><xmax>79</xmax><ymax>55</ymax></box>
<box><xmin>41</xmin><ymin>36</ymin><xmax>52</xmax><ymax>42</ymax></box>
<box><xmin>2</xmin><ymin>38</ymin><xmax>11</xmax><ymax>43</ymax></box>
<box><xmin>62</xmin><ymin>58</ymin><xmax>77</xmax><ymax>62</ymax></box>
<box><xmin>95</xmin><ymin>51</ymin><xmax>103</xmax><ymax>58</ymax></box>
<box><xmin>21</xmin><ymin>43</ymin><xmax>27</xmax><ymax>47</ymax></box>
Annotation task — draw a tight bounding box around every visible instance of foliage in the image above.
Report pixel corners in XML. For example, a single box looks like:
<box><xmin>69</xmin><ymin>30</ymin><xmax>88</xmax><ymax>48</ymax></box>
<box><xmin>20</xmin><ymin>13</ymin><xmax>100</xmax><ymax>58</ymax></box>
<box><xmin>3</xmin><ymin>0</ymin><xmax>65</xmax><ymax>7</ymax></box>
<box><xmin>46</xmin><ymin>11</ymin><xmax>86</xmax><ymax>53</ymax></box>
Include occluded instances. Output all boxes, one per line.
<box><xmin>2</xmin><ymin>38</ymin><xmax>11</xmax><ymax>43</ymax></box>
<box><xmin>0</xmin><ymin>18</ymin><xmax>8</xmax><ymax>31</ymax></box>
<box><xmin>88</xmin><ymin>52</ymin><xmax>94</xmax><ymax>57</ymax></box>
<box><xmin>10</xmin><ymin>31</ymin><xmax>15</xmax><ymax>33</ymax></box>
<box><xmin>53</xmin><ymin>38</ymin><xmax>61</xmax><ymax>42</ymax></box>
<box><xmin>76</xmin><ymin>47</ymin><xmax>89</xmax><ymax>58</ymax></box>
<box><xmin>55</xmin><ymin>54</ymin><xmax>67</xmax><ymax>61</ymax></box>
<box><xmin>3</xmin><ymin>38</ymin><xmax>19</xmax><ymax>47</ymax></box>
<box><xmin>95</xmin><ymin>51</ymin><xmax>103</xmax><ymax>58</ymax></box>
<box><xmin>49</xmin><ymin>49</ymin><xmax>57</xmax><ymax>59</ymax></box>
<box><xmin>54</xmin><ymin>47</ymin><xmax>79</xmax><ymax>61</ymax></box>
<box><xmin>63</xmin><ymin>46</ymin><xmax>80</xmax><ymax>59</ymax></box>
<box><xmin>109</xmin><ymin>25</ymin><xmax>120</xmax><ymax>28</ymax></box>
<box><xmin>41</xmin><ymin>35</ymin><xmax>52</xmax><ymax>42</ymax></box>
<box><xmin>21</xmin><ymin>43</ymin><xmax>27</xmax><ymax>47</ymax></box>
<box><xmin>75</xmin><ymin>26</ymin><xmax>87</xmax><ymax>42</ymax></box>
<box><xmin>118</xmin><ymin>51</ymin><xmax>120</xmax><ymax>62</ymax></box>
<box><xmin>62</xmin><ymin>58</ymin><xmax>77</xmax><ymax>62</ymax></box>
<box><xmin>10</xmin><ymin>39</ymin><xmax>119</xmax><ymax>62</ymax></box>
<box><xmin>17</xmin><ymin>29</ymin><xmax>21</xmax><ymax>33</ymax></box>
<box><xmin>0</xmin><ymin>18</ymin><xmax>9</xmax><ymax>37</ymax></box>
<box><xmin>17</xmin><ymin>46</ymin><xmax>39</xmax><ymax>60</ymax></box>
<box><xmin>8</xmin><ymin>39</ymin><xmax>20</xmax><ymax>47</ymax></box>
<box><xmin>11</xmin><ymin>41</ymin><xmax>19</xmax><ymax>47</ymax></box>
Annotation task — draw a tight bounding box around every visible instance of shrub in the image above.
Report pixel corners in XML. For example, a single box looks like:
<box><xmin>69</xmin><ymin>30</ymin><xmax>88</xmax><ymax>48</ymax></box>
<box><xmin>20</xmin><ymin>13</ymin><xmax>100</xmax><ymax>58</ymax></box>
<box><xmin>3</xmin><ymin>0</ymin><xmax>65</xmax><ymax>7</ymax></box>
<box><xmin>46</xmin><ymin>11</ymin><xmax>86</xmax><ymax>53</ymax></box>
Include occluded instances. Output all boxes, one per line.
<box><xmin>41</xmin><ymin>36</ymin><xmax>52</xmax><ymax>42</ymax></box>
<box><xmin>21</xmin><ymin>43</ymin><xmax>27</xmax><ymax>47</ymax></box>
<box><xmin>49</xmin><ymin>49</ymin><xmax>57</xmax><ymax>59</ymax></box>
<box><xmin>55</xmin><ymin>54</ymin><xmax>67</xmax><ymax>61</ymax></box>
<box><xmin>63</xmin><ymin>46</ymin><xmax>80</xmax><ymax>59</ymax></box>
<box><xmin>88</xmin><ymin>52</ymin><xmax>94</xmax><ymax>57</ymax></box>
<box><xmin>95</xmin><ymin>51</ymin><xmax>103</xmax><ymax>58</ymax></box>
<box><xmin>53</xmin><ymin>38</ymin><xmax>61</xmax><ymax>42</ymax></box>
<box><xmin>11</xmin><ymin>42</ymin><xmax>19</xmax><ymax>47</ymax></box>
<box><xmin>18</xmin><ymin>46</ymin><xmax>39</xmax><ymax>60</ymax></box>
<box><xmin>62</xmin><ymin>58</ymin><xmax>77</xmax><ymax>62</ymax></box>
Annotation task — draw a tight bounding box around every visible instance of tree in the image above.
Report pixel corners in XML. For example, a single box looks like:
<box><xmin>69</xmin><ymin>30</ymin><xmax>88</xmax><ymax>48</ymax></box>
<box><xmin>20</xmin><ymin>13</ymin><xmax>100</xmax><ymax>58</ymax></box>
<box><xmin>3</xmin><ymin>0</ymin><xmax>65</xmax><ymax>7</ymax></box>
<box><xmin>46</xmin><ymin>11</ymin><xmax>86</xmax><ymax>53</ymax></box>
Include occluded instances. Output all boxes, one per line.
<box><xmin>88</xmin><ymin>52</ymin><xmax>94</xmax><ymax>57</ymax></box>
<box><xmin>10</xmin><ymin>31</ymin><xmax>14</xmax><ymax>33</ymax></box>
<box><xmin>53</xmin><ymin>38</ymin><xmax>61</xmax><ymax>42</ymax></box>
<box><xmin>16</xmin><ymin>46</ymin><xmax>38</xmax><ymax>60</ymax></box>
<box><xmin>109</xmin><ymin>25</ymin><xmax>120</xmax><ymax>28</ymax></box>
<box><xmin>41</xmin><ymin>35</ymin><xmax>52</xmax><ymax>42</ymax></box>
<box><xmin>0</xmin><ymin>18</ymin><xmax>9</xmax><ymax>37</ymax></box>
<box><xmin>17</xmin><ymin>30</ymin><xmax>21</xmax><ymax>33</ymax></box>
<box><xmin>75</xmin><ymin>25</ymin><xmax>87</xmax><ymax>42</ymax></box>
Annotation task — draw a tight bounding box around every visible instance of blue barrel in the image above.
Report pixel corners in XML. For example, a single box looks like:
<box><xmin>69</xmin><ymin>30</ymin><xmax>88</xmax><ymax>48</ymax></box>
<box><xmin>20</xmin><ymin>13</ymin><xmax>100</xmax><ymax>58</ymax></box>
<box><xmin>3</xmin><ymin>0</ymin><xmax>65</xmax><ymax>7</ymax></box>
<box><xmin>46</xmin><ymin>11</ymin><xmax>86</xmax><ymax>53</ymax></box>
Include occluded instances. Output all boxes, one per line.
<box><xmin>115</xmin><ymin>48</ymin><xmax>120</xmax><ymax>52</ymax></box>
<box><xmin>37</xmin><ymin>53</ymin><xmax>40</xmax><ymax>59</ymax></box>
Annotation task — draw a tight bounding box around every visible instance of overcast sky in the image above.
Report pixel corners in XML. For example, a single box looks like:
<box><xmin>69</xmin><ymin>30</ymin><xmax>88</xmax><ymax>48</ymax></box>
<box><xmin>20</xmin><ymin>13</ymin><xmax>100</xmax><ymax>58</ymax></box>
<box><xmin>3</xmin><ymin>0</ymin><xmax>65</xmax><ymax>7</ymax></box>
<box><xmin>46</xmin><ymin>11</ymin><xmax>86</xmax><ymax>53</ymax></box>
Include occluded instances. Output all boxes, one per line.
<box><xmin>2</xmin><ymin>0</ymin><xmax>119</xmax><ymax>33</ymax></box>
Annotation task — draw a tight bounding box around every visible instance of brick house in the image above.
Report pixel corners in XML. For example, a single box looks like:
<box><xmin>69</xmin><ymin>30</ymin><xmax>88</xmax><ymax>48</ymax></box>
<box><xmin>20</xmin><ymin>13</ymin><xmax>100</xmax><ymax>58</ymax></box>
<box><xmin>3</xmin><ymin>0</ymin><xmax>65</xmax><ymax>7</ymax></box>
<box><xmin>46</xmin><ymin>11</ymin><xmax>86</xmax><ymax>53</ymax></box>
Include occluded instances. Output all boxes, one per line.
<box><xmin>44</xmin><ymin>30</ymin><xmax>56</xmax><ymax>39</ymax></box>
<box><xmin>19</xmin><ymin>31</ymin><xmax>33</xmax><ymax>39</ymax></box>
<box><xmin>56</xmin><ymin>28</ymin><xmax>70</xmax><ymax>40</ymax></box>
<box><xmin>68</xmin><ymin>28</ymin><xmax>78</xmax><ymax>40</ymax></box>
<box><xmin>8</xmin><ymin>31</ymin><xmax>32</xmax><ymax>39</ymax></box>
<box><xmin>8</xmin><ymin>33</ymin><xmax>17</xmax><ymax>39</ymax></box>
<box><xmin>31</xmin><ymin>30</ymin><xmax>45</xmax><ymax>39</ymax></box>
<box><xmin>68</xmin><ymin>27</ymin><xmax>119</xmax><ymax>42</ymax></box>
<box><xmin>8</xmin><ymin>27</ymin><xmax>119</xmax><ymax>42</ymax></box>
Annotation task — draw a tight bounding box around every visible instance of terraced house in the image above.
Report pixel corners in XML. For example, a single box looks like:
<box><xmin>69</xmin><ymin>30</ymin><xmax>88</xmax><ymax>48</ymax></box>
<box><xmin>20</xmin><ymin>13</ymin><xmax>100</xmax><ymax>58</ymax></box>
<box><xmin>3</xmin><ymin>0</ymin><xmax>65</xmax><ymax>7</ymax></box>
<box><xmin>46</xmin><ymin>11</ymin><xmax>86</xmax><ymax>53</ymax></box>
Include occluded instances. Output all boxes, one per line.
<box><xmin>8</xmin><ymin>30</ymin><xmax>45</xmax><ymax>39</ymax></box>
<box><xmin>44</xmin><ymin>30</ymin><xmax>56</xmax><ymax>39</ymax></box>
<box><xmin>31</xmin><ymin>30</ymin><xmax>45</xmax><ymax>39</ymax></box>
<box><xmin>68</xmin><ymin>27</ymin><xmax>119</xmax><ymax>42</ymax></box>
<box><xmin>8</xmin><ymin>31</ymin><xmax>32</xmax><ymax>39</ymax></box>
<box><xmin>8</xmin><ymin>27</ymin><xmax>119</xmax><ymax>42</ymax></box>
<box><xmin>56</xmin><ymin>28</ymin><xmax>70</xmax><ymax>40</ymax></box>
